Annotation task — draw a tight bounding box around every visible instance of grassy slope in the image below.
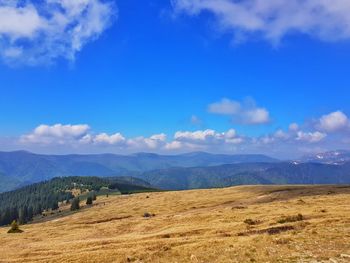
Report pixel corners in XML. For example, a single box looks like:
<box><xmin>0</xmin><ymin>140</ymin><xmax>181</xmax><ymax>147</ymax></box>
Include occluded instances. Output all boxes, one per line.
<box><xmin>0</xmin><ymin>185</ymin><xmax>350</xmax><ymax>263</ymax></box>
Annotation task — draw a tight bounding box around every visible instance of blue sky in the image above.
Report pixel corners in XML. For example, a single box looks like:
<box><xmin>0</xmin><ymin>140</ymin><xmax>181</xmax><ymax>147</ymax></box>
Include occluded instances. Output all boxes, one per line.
<box><xmin>1</xmin><ymin>0</ymin><xmax>350</xmax><ymax>158</ymax></box>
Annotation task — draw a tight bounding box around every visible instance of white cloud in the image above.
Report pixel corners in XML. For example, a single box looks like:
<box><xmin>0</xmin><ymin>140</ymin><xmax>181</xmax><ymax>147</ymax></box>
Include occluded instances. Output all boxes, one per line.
<box><xmin>175</xmin><ymin>129</ymin><xmax>218</xmax><ymax>143</ymax></box>
<box><xmin>20</xmin><ymin>124</ymin><xmax>90</xmax><ymax>144</ymax></box>
<box><xmin>0</xmin><ymin>0</ymin><xmax>115</xmax><ymax>65</ymax></box>
<box><xmin>14</xmin><ymin>116</ymin><xmax>349</xmax><ymax>157</ymax></box>
<box><xmin>165</xmin><ymin>141</ymin><xmax>183</xmax><ymax>150</ymax></box>
<box><xmin>296</xmin><ymin>131</ymin><xmax>327</xmax><ymax>143</ymax></box>
<box><xmin>128</xmin><ymin>133</ymin><xmax>167</xmax><ymax>149</ymax></box>
<box><xmin>208</xmin><ymin>98</ymin><xmax>270</xmax><ymax>124</ymax></box>
<box><xmin>318</xmin><ymin>111</ymin><xmax>349</xmax><ymax>132</ymax></box>
<box><xmin>208</xmin><ymin>98</ymin><xmax>240</xmax><ymax>115</ymax></box>
<box><xmin>172</xmin><ymin>0</ymin><xmax>350</xmax><ymax>43</ymax></box>
<box><xmin>174</xmin><ymin>128</ymin><xmax>243</xmax><ymax>146</ymax></box>
<box><xmin>93</xmin><ymin>133</ymin><xmax>126</xmax><ymax>145</ymax></box>
<box><xmin>244</xmin><ymin>108</ymin><xmax>270</xmax><ymax>125</ymax></box>
<box><xmin>0</xmin><ymin>3</ymin><xmax>44</xmax><ymax>38</ymax></box>
<box><xmin>20</xmin><ymin>124</ymin><xmax>168</xmax><ymax>150</ymax></box>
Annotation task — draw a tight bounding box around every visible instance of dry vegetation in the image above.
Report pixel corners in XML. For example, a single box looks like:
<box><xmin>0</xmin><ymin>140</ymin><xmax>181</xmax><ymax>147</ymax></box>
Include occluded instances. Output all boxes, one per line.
<box><xmin>1</xmin><ymin>185</ymin><xmax>350</xmax><ymax>263</ymax></box>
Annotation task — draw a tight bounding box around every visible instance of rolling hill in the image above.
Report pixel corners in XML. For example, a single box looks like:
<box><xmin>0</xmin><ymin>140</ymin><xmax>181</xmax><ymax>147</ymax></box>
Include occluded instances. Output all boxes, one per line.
<box><xmin>1</xmin><ymin>185</ymin><xmax>349</xmax><ymax>262</ymax></box>
<box><xmin>0</xmin><ymin>151</ymin><xmax>278</xmax><ymax>192</ymax></box>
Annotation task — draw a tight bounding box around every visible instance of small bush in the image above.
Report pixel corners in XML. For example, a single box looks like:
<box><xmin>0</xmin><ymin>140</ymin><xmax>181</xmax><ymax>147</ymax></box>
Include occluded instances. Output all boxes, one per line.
<box><xmin>277</xmin><ymin>214</ymin><xmax>303</xmax><ymax>224</ymax></box>
<box><xmin>7</xmin><ymin>220</ymin><xmax>23</xmax><ymax>234</ymax></box>
<box><xmin>244</xmin><ymin>219</ymin><xmax>260</xmax><ymax>225</ymax></box>
<box><xmin>143</xmin><ymin>212</ymin><xmax>155</xmax><ymax>218</ymax></box>
<box><xmin>232</xmin><ymin>206</ymin><xmax>247</xmax><ymax>210</ymax></box>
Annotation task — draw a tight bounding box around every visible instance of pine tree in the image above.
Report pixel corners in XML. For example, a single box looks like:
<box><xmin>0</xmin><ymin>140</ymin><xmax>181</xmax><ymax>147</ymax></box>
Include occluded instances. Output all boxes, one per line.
<box><xmin>70</xmin><ymin>198</ymin><xmax>80</xmax><ymax>211</ymax></box>
<box><xmin>11</xmin><ymin>207</ymin><xmax>18</xmax><ymax>222</ymax></box>
<box><xmin>18</xmin><ymin>207</ymin><xmax>27</xmax><ymax>224</ymax></box>
<box><xmin>7</xmin><ymin>220</ymin><xmax>23</xmax><ymax>234</ymax></box>
<box><xmin>51</xmin><ymin>200</ymin><xmax>59</xmax><ymax>211</ymax></box>
<box><xmin>3</xmin><ymin>207</ymin><xmax>12</xmax><ymax>225</ymax></box>
<box><xmin>86</xmin><ymin>196</ymin><xmax>93</xmax><ymax>205</ymax></box>
<box><xmin>27</xmin><ymin>206</ymin><xmax>34</xmax><ymax>222</ymax></box>
<box><xmin>34</xmin><ymin>204</ymin><xmax>42</xmax><ymax>215</ymax></box>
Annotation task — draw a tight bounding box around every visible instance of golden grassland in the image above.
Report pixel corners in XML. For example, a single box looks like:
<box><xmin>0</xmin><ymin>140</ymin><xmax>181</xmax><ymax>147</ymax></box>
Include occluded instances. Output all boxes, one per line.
<box><xmin>1</xmin><ymin>185</ymin><xmax>350</xmax><ymax>263</ymax></box>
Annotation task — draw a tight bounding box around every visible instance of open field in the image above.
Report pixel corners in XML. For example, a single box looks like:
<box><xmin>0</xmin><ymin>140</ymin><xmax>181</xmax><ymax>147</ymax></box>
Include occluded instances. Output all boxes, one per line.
<box><xmin>1</xmin><ymin>185</ymin><xmax>350</xmax><ymax>263</ymax></box>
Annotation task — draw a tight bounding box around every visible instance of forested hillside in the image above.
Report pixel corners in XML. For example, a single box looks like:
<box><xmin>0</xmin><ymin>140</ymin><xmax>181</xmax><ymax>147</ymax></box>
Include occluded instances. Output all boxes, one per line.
<box><xmin>0</xmin><ymin>176</ymin><xmax>156</xmax><ymax>226</ymax></box>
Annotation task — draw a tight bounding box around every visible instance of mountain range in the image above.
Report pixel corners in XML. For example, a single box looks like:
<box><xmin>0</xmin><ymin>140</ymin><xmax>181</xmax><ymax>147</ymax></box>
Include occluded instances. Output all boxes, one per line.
<box><xmin>0</xmin><ymin>151</ymin><xmax>277</xmax><ymax>192</ymax></box>
<box><xmin>1</xmin><ymin>150</ymin><xmax>350</xmax><ymax>193</ymax></box>
<box><xmin>139</xmin><ymin>161</ymin><xmax>350</xmax><ymax>190</ymax></box>
<box><xmin>299</xmin><ymin>150</ymin><xmax>350</xmax><ymax>164</ymax></box>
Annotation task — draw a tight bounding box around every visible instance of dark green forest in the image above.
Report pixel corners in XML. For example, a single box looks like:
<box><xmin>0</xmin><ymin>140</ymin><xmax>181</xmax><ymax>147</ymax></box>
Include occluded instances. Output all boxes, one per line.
<box><xmin>0</xmin><ymin>176</ymin><xmax>155</xmax><ymax>227</ymax></box>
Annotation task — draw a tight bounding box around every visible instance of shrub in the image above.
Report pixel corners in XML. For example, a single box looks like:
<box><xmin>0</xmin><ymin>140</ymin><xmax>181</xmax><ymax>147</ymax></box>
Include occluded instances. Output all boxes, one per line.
<box><xmin>277</xmin><ymin>214</ymin><xmax>303</xmax><ymax>224</ymax></box>
<box><xmin>244</xmin><ymin>219</ymin><xmax>260</xmax><ymax>225</ymax></box>
<box><xmin>7</xmin><ymin>220</ymin><xmax>23</xmax><ymax>234</ymax></box>
<box><xmin>143</xmin><ymin>212</ymin><xmax>155</xmax><ymax>218</ymax></box>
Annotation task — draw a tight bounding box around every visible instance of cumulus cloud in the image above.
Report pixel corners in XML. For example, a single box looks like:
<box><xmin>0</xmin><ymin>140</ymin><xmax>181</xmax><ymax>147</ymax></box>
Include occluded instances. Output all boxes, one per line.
<box><xmin>318</xmin><ymin>111</ymin><xmax>349</xmax><ymax>132</ymax></box>
<box><xmin>171</xmin><ymin>0</ymin><xmax>350</xmax><ymax>44</ymax></box>
<box><xmin>20</xmin><ymin>124</ymin><xmax>168</xmax><ymax>151</ymax></box>
<box><xmin>14</xmin><ymin>111</ymin><xmax>350</xmax><ymax>157</ymax></box>
<box><xmin>93</xmin><ymin>133</ymin><xmax>126</xmax><ymax>145</ymax></box>
<box><xmin>128</xmin><ymin>134</ymin><xmax>167</xmax><ymax>150</ymax></box>
<box><xmin>296</xmin><ymin>131</ymin><xmax>327</xmax><ymax>143</ymax></box>
<box><xmin>0</xmin><ymin>0</ymin><xmax>115</xmax><ymax>65</ymax></box>
<box><xmin>20</xmin><ymin>124</ymin><xmax>90</xmax><ymax>144</ymax></box>
<box><xmin>173</xmin><ymin>129</ymin><xmax>243</xmax><ymax>146</ymax></box>
<box><xmin>208</xmin><ymin>98</ymin><xmax>270</xmax><ymax>124</ymax></box>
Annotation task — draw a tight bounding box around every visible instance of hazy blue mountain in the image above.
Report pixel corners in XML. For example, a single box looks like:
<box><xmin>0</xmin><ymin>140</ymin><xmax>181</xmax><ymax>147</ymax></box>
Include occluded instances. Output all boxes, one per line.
<box><xmin>0</xmin><ymin>151</ymin><xmax>278</xmax><ymax>192</ymax></box>
<box><xmin>138</xmin><ymin>162</ymin><xmax>350</xmax><ymax>190</ymax></box>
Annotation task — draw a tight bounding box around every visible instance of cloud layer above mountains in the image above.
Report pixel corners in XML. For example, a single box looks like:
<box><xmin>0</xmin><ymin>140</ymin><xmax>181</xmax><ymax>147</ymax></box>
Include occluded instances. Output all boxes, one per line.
<box><xmin>12</xmin><ymin>108</ymin><xmax>349</xmax><ymax>158</ymax></box>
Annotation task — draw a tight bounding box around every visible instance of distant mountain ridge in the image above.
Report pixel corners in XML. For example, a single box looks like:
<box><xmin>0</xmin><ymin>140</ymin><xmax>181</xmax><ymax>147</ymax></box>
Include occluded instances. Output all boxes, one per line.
<box><xmin>3</xmin><ymin>150</ymin><xmax>350</xmax><ymax>193</ymax></box>
<box><xmin>299</xmin><ymin>150</ymin><xmax>350</xmax><ymax>164</ymax></box>
<box><xmin>0</xmin><ymin>151</ymin><xmax>278</xmax><ymax>192</ymax></box>
<box><xmin>137</xmin><ymin>161</ymin><xmax>350</xmax><ymax>190</ymax></box>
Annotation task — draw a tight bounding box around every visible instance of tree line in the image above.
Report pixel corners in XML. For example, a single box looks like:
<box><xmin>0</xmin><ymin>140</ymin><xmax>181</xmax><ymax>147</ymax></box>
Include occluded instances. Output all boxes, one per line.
<box><xmin>0</xmin><ymin>177</ymin><xmax>109</xmax><ymax>226</ymax></box>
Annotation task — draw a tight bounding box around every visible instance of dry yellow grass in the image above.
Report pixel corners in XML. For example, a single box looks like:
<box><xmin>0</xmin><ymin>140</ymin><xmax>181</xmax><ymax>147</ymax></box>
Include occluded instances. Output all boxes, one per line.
<box><xmin>1</xmin><ymin>185</ymin><xmax>350</xmax><ymax>263</ymax></box>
